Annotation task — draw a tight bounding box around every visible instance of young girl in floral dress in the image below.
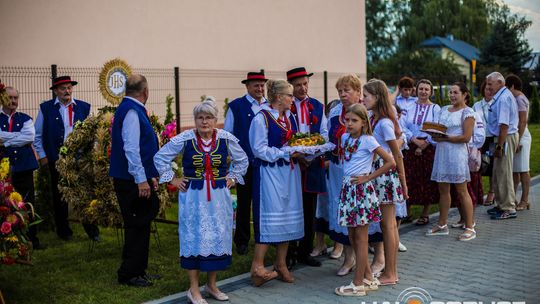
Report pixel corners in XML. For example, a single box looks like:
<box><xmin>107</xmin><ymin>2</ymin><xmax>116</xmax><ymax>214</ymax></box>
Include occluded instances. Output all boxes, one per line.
<box><xmin>335</xmin><ymin>103</ymin><xmax>395</xmax><ymax>297</ymax></box>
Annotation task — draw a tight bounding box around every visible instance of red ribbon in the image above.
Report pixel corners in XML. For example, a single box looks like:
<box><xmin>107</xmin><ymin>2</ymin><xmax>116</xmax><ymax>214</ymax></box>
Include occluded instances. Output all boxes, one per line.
<box><xmin>300</xmin><ymin>100</ymin><xmax>311</xmax><ymax>125</ymax></box>
<box><xmin>68</xmin><ymin>104</ymin><xmax>73</xmax><ymax>127</ymax></box>
<box><xmin>8</xmin><ymin>114</ymin><xmax>14</xmax><ymax>132</ymax></box>
<box><xmin>204</xmin><ymin>153</ymin><xmax>216</xmax><ymax>201</ymax></box>
<box><xmin>196</xmin><ymin>130</ymin><xmax>217</xmax><ymax>201</ymax></box>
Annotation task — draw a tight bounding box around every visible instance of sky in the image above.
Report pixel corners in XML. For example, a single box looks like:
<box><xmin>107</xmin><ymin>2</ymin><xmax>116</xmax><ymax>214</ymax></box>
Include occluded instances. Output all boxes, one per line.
<box><xmin>504</xmin><ymin>0</ymin><xmax>540</xmax><ymax>52</ymax></box>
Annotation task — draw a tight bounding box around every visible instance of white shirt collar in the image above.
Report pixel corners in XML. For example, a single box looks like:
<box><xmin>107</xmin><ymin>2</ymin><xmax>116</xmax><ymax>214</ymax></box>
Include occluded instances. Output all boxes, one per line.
<box><xmin>124</xmin><ymin>96</ymin><xmax>146</xmax><ymax>108</ymax></box>
<box><xmin>294</xmin><ymin>96</ymin><xmax>309</xmax><ymax>103</ymax></box>
<box><xmin>492</xmin><ymin>87</ymin><xmax>508</xmax><ymax>102</ymax></box>
<box><xmin>246</xmin><ymin>94</ymin><xmax>267</xmax><ymax>106</ymax></box>
<box><xmin>54</xmin><ymin>97</ymin><xmax>77</xmax><ymax>107</ymax></box>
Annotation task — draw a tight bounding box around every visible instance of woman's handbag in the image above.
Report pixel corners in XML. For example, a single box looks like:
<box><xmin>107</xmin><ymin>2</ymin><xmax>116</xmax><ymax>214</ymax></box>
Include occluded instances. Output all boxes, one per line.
<box><xmin>480</xmin><ymin>153</ymin><xmax>491</xmax><ymax>175</ymax></box>
<box><xmin>468</xmin><ymin>146</ymin><xmax>482</xmax><ymax>172</ymax></box>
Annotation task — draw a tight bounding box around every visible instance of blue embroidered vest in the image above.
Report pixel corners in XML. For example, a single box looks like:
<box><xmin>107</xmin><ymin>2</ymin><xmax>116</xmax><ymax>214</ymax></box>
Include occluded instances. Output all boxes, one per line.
<box><xmin>39</xmin><ymin>98</ymin><xmax>90</xmax><ymax>162</ymax></box>
<box><xmin>0</xmin><ymin>112</ymin><xmax>39</xmax><ymax>172</ymax></box>
<box><xmin>328</xmin><ymin>114</ymin><xmax>344</xmax><ymax>164</ymax></box>
<box><xmin>228</xmin><ymin>96</ymin><xmax>255</xmax><ymax>161</ymax></box>
<box><xmin>109</xmin><ymin>98</ymin><xmax>159</xmax><ymax>181</ymax></box>
<box><xmin>307</xmin><ymin>97</ymin><xmax>323</xmax><ymax>134</ymax></box>
<box><xmin>299</xmin><ymin>98</ymin><xmax>326</xmax><ymax>193</ymax></box>
<box><xmin>182</xmin><ymin>137</ymin><xmax>229</xmax><ymax>190</ymax></box>
<box><xmin>254</xmin><ymin>109</ymin><xmax>298</xmax><ymax>167</ymax></box>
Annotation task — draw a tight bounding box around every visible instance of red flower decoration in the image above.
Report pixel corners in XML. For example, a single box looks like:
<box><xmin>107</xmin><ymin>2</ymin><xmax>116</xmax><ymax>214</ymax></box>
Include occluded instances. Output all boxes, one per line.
<box><xmin>2</xmin><ymin>257</ymin><xmax>15</xmax><ymax>265</ymax></box>
<box><xmin>4</xmin><ymin>184</ymin><xmax>13</xmax><ymax>194</ymax></box>
<box><xmin>311</xmin><ymin>115</ymin><xmax>319</xmax><ymax>124</ymax></box>
<box><xmin>285</xmin><ymin>129</ymin><xmax>293</xmax><ymax>142</ymax></box>
<box><xmin>166</xmin><ymin>184</ymin><xmax>178</xmax><ymax>193</ymax></box>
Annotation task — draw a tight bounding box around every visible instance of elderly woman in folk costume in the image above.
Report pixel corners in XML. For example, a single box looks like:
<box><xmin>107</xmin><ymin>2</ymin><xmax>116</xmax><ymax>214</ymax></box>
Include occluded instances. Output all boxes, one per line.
<box><xmin>249</xmin><ymin>79</ymin><xmax>304</xmax><ymax>287</ymax></box>
<box><xmin>325</xmin><ymin>74</ymin><xmax>363</xmax><ymax>276</ymax></box>
<box><xmin>154</xmin><ymin>98</ymin><xmax>248</xmax><ymax>304</ymax></box>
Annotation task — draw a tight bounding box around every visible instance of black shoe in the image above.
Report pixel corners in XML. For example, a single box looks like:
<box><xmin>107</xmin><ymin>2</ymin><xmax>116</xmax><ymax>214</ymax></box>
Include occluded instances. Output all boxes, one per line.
<box><xmin>32</xmin><ymin>243</ymin><xmax>48</xmax><ymax>250</ymax></box>
<box><xmin>298</xmin><ymin>256</ymin><xmax>322</xmax><ymax>267</ymax></box>
<box><xmin>143</xmin><ymin>274</ymin><xmax>162</xmax><ymax>281</ymax></box>
<box><xmin>490</xmin><ymin>210</ymin><xmax>517</xmax><ymax>220</ymax></box>
<box><xmin>58</xmin><ymin>234</ymin><xmax>72</xmax><ymax>241</ymax></box>
<box><xmin>236</xmin><ymin>244</ymin><xmax>248</xmax><ymax>255</ymax></box>
<box><xmin>487</xmin><ymin>206</ymin><xmax>501</xmax><ymax>215</ymax></box>
<box><xmin>286</xmin><ymin>254</ymin><xmax>297</xmax><ymax>270</ymax></box>
<box><xmin>119</xmin><ymin>276</ymin><xmax>153</xmax><ymax>287</ymax></box>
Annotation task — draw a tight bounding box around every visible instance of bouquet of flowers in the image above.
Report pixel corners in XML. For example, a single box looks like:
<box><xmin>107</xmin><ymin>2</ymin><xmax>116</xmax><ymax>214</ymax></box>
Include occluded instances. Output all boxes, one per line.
<box><xmin>0</xmin><ymin>81</ymin><xmax>11</xmax><ymax>107</ymax></box>
<box><xmin>161</xmin><ymin>120</ymin><xmax>177</xmax><ymax>144</ymax></box>
<box><xmin>0</xmin><ymin>158</ymin><xmax>41</xmax><ymax>265</ymax></box>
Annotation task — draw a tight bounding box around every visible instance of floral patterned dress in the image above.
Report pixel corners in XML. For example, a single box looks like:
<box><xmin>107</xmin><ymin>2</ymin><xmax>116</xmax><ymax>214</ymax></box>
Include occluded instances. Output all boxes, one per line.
<box><xmin>371</xmin><ymin>117</ymin><xmax>405</xmax><ymax>204</ymax></box>
<box><xmin>338</xmin><ymin>134</ymin><xmax>381</xmax><ymax>227</ymax></box>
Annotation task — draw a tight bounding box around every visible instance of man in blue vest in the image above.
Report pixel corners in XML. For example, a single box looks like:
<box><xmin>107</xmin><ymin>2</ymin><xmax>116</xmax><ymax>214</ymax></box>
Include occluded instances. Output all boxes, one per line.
<box><xmin>34</xmin><ymin>76</ymin><xmax>100</xmax><ymax>241</ymax></box>
<box><xmin>0</xmin><ymin>86</ymin><xmax>44</xmax><ymax>249</ymax></box>
<box><xmin>224</xmin><ymin>71</ymin><xmax>268</xmax><ymax>255</ymax></box>
<box><xmin>110</xmin><ymin>74</ymin><xmax>160</xmax><ymax>287</ymax></box>
<box><xmin>286</xmin><ymin>67</ymin><xmax>327</xmax><ymax>268</ymax></box>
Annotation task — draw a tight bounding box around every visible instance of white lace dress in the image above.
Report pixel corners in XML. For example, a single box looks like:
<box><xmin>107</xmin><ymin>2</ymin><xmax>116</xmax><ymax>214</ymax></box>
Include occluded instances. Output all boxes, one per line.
<box><xmin>431</xmin><ymin>106</ymin><xmax>475</xmax><ymax>183</ymax></box>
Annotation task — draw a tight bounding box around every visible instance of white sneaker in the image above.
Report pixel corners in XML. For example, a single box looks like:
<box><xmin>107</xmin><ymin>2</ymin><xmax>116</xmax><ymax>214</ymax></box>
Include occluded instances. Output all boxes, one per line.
<box><xmin>398</xmin><ymin>242</ymin><xmax>407</xmax><ymax>252</ymax></box>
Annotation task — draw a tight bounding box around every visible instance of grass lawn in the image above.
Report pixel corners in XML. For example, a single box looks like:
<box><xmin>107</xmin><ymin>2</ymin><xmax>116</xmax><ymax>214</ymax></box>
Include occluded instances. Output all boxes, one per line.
<box><xmin>0</xmin><ymin>204</ymin><xmax>277</xmax><ymax>304</ymax></box>
<box><xmin>1</xmin><ymin>124</ymin><xmax>538</xmax><ymax>304</ymax></box>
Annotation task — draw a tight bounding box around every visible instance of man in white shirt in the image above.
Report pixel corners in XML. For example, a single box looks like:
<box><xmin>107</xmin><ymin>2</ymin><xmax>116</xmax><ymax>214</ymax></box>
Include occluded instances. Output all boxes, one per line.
<box><xmin>485</xmin><ymin>72</ymin><xmax>519</xmax><ymax>219</ymax></box>
<box><xmin>224</xmin><ymin>71</ymin><xmax>268</xmax><ymax>255</ymax></box>
<box><xmin>34</xmin><ymin>76</ymin><xmax>100</xmax><ymax>241</ymax></box>
<box><xmin>0</xmin><ymin>86</ymin><xmax>43</xmax><ymax>249</ymax></box>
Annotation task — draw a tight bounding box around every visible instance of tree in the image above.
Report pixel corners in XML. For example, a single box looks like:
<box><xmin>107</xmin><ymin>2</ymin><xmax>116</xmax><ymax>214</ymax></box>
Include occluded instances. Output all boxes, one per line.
<box><xmin>366</xmin><ymin>0</ymin><xmax>405</xmax><ymax>63</ymax></box>
<box><xmin>479</xmin><ymin>3</ymin><xmax>532</xmax><ymax>74</ymax></box>
<box><xmin>367</xmin><ymin>0</ymin><xmax>493</xmax><ymax>79</ymax></box>
<box><xmin>397</xmin><ymin>0</ymin><xmax>491</xmax><ymax>51</ymax></box>
<box><xmin>530</xmin><ymin>86</ymin><xmax>540</xmax><ymax>123</ymax></box>
<box><xmin>369</xmin><ymin>49</ymin><xmax>462</xmax><ymax>85</ymax></box>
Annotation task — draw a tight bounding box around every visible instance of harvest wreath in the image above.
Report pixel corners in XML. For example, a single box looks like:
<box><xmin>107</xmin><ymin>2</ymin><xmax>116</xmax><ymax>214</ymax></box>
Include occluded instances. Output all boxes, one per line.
<box><xmin>56</xmin><ymin>107</ymin><xmax>171</xmax><ymax>228</ymax></box>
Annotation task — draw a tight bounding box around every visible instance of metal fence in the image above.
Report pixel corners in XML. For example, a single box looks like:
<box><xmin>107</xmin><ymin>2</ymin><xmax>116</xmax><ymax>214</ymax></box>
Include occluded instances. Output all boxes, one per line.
<box><xmin>0</xmin><ymin>65</ymin><xmax>349</xmax><ymax>128</ymax></box>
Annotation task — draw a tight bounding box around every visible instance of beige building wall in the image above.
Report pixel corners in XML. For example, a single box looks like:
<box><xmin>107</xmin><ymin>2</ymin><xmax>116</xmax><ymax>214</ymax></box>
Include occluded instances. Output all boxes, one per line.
<box><xmin>0</xmin><ymin>0</ymin><xmax>366</xmax><ymax>126</ymax></box>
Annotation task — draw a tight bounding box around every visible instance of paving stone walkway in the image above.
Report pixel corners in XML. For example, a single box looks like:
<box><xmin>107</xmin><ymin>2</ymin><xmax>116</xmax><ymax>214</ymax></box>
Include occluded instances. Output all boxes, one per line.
<box><xmin>148</xmin><ymin>177</ymin><xmax>540</xmax><ymax>304</ymax></box>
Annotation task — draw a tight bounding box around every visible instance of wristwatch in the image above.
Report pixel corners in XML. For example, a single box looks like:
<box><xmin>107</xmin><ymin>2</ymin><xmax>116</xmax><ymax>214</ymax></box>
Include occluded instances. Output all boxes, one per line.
<box><xmin>495</xmin><ymin>144</ymin><xmax>503</xmax><ymax>151</ymax></box>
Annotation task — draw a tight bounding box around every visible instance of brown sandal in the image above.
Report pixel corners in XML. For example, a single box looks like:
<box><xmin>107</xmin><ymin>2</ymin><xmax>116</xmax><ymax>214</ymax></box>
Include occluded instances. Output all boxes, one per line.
<box><xmin>251</xmin><ymin>266</ymin><xmax>278</xmax><ymax>287</ymax></box>
<box><xmin>274</xmin><ymin>264</ymin><xmax>295</xmax><ymax>283</ymax></box>
<box><xmin>516</xmin><ymin>201</ymin><xmax>530</xmax><ymax>211</ymax></box>
<box><xmin>483</xmin><ymin>192</ymin><xmax>495</xmax><ymax>206</ymax></box>
<box><xmin>415</xmin><ymin>216</ymin><xmax>429</xmax><ymax>225</ymax></box>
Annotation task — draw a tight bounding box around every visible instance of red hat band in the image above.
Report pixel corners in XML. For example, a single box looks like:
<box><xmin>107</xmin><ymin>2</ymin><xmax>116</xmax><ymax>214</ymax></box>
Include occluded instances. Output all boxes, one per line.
<box><xmin>247</xmin><ymin>74</ymin><xmax>266</xmax><ymax>81</ymax></box>
<box><xmin>52</xmin><ymin>79</ymin><xmax>74</xmax><ymax>87</ymax></box>
<box><xmin>287</xmin><ymin>71</ymin><xmax>309</xmax><ymax>80</ymax></box>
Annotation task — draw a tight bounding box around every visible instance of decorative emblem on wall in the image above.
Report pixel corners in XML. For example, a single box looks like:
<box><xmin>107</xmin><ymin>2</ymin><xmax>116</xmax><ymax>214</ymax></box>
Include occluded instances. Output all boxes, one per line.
<box><xmin>98</xmin><ymin>58</ymin><xmax>132</xmax><ymax>105</ymax></box>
